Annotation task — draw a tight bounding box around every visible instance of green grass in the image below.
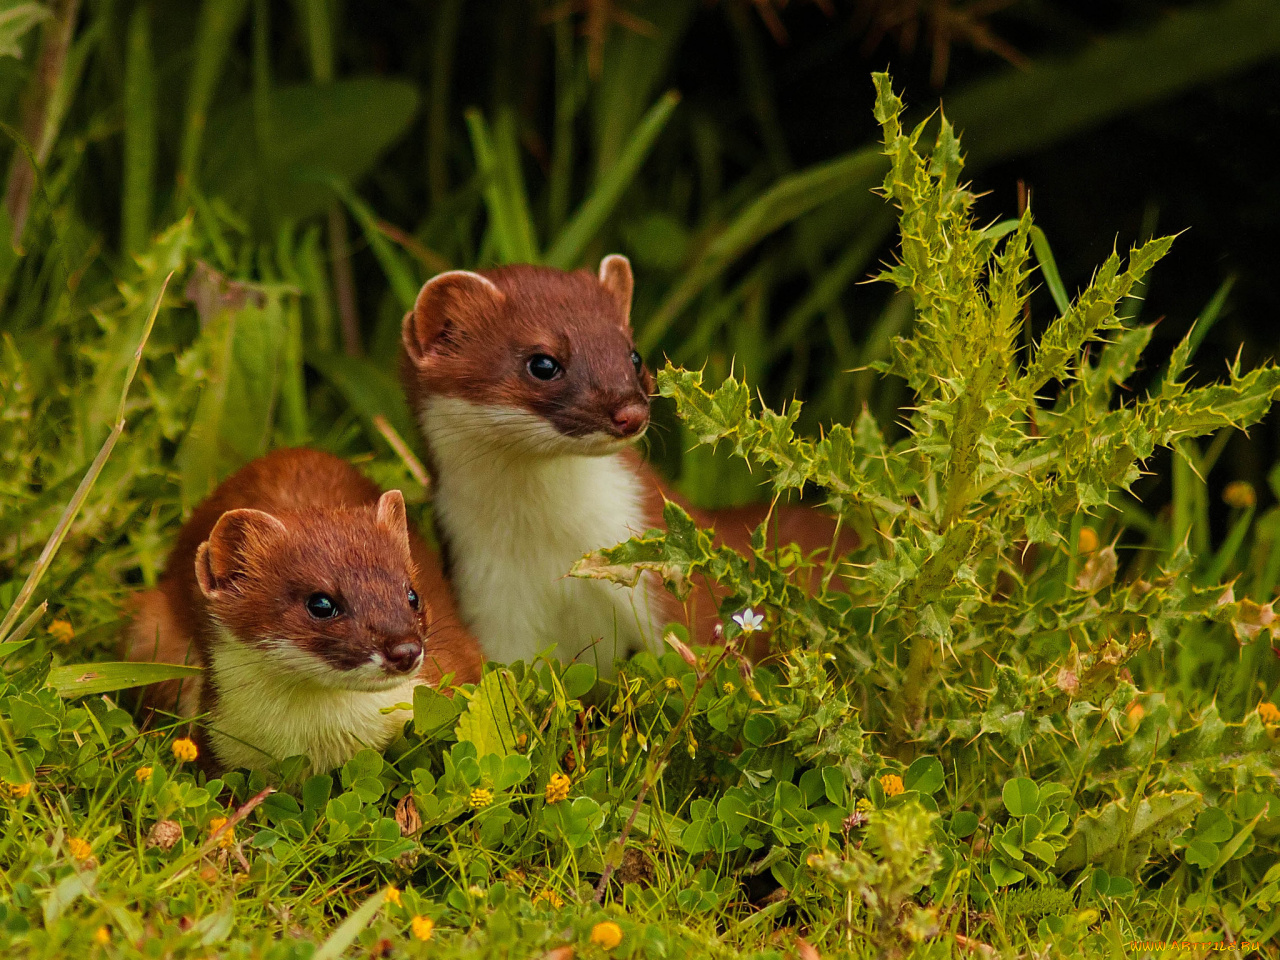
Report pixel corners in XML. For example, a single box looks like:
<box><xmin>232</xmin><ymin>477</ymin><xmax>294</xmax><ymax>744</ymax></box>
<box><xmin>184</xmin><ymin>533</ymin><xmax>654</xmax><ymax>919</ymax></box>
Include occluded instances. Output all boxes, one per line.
<box><xmin>4</xmin><ymin>3</ymin><xmax>1280</xmax><ymax>958</ymax></box>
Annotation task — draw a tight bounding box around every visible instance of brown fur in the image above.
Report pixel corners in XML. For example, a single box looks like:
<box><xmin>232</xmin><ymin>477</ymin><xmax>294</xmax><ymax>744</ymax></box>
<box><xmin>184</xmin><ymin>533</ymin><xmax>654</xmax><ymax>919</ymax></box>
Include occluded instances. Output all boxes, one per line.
<box><xmin>123</xmin><ymin>448</ymin><xmax>483</xmax><ymax>733</ymax></box>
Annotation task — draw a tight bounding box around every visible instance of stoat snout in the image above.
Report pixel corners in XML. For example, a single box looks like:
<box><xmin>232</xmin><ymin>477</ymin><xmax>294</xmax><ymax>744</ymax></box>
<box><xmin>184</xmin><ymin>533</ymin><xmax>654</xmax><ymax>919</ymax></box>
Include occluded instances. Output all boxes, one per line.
<box><xmin>400</xmin><ymin>254</ymin><xmax>654</xmax><ymax>460</ymax></box>
<box><xmin>195</xmin><ymin>492</ymin><xmax>431</xmax><ymax>692</ymax></box>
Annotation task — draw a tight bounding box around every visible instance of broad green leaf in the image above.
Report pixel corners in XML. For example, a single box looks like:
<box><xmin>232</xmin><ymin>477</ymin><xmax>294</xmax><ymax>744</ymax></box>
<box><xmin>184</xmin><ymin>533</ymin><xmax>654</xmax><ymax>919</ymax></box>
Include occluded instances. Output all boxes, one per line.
<box><xmin>1002</xmin><ymin>778</ymin><xmax>1040</xmax><ymax>817</ymax></box>
<box><xmin>560</xmin><ymin>662</ymin><xmax>597</xmax><ymax>699</ymax></box>
<box><xmin>414</xmin><ymin>684</ymin><xmax>465</xmax><ymax>737</ymax></box>
<box><xmin>1058</xmin><ymin>790</ymin><xmax>1202</xmax><ymax>874</ymax></box>
<box><xmin>204</xmin><ymin>78</ymin><xmax>420</xmax><ymax>228</ymax></box>
<box><xmin>1193</xmin><ymin>807</ymin><xmax>1232</xmax><ymax>844</ymax></box>
<box><xmin>903</xmin><ymin>756</ymin><xmax>945</xmax><ymax>795</ymax></box>
<box><xmin>455</xmin><ymin>669</ymin><xmax>518</xmax><ymax>760</ymax></box>
<box><xmin>951</xmin><ymin>812</ymin><xmax>979</xmax><ymax>838</ymax></box>
<box><xmin>1184</xmin><ymin>838</ymin><xmax>1219</xmax><ymax>869</ymax></box>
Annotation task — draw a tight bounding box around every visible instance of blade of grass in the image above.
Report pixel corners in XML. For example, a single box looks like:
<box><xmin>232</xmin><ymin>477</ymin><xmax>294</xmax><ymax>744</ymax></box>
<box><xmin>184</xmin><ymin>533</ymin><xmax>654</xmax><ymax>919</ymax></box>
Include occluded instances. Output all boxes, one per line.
<box><xmin>1156</xmin><ymin>274</ymin><xmax>1236</xmax><ymax>392</ymax></box>
<box><xmin>0</xmin><ymin>273</ymin><xmax>171</xmax><ymax>644</ymax></box>
<box><xmin>47</xmin><ymin>662</ymin><xmax>203</xmax><ymax>698</ymax></box>
<box><xmin>179</xmin><ymin>0</ymin><xmax>250</xmax><ymax>197</ymax></box>
<box><xmin>0</xmin><ymin>602</ymin><xmax>47</xmax><ymax>659</ymax></box>
<box><xmin>547</xmin><ymin>14</ymin><xmax>580</xmax><ymax>237</ymax></box>
<box><xmin>1030</xmin><ymin>226</ymin><xmax>1071</xmax><ymax>316</ymax></box>
<box><xmin>493</xmin><ymin>107</ymin><xmax>538</xmax><ymax>261</ymax></box>
<box><xmin>544</xmin><ymin>91</ymin><xmax>680</xmax><ymax>270</ymax></box>
<box><xmin>1200</xmin><ymin>506</ymin><xmax>1254</xmax><ymax>585</ymax></box>
<box><xmin>1185</xmin><ymin>274</ymin><xmax>1235</xmax><ymax>362</ymax></box>
<box><xmin>328</xmin><ymin>177</ymin><xmax>419</xmax><ymax>310</ymax></box>
<box><xmin>466</xmin><ymin>108</ymin><xmax>538</xmax><ymax>264</ymax></box>
<box><xmin>312</xmin><ymin>889</ymin><xmax>391</xmax><ymax>960</ymax></box>
<box><xmin>768</xmin><ymin>209</ymin><xmax>895</xmax><ymax>361</ymax></box>
<box><xmin>639</xmin><ymin>146</ymin><xmax>884</xmax><ymax>353</ymax></box>
<box><xmin>427</xmin><ymin>0</ymin><xmax>463</xmax><ymax>206</ymax></box>
<box><xmin>946</xmin><ymin>0</ymin><xmax>1280</xmax><ymax>167</ymax></box>
<box><xmin>373</xmin><ymin>414</ymin><xmax>430</xmax><ymax>490</ymax></box>
<box><xmin>121</xmin><ymin>4</ymin><xmax>155</xmax><ymax>255</ymax></box>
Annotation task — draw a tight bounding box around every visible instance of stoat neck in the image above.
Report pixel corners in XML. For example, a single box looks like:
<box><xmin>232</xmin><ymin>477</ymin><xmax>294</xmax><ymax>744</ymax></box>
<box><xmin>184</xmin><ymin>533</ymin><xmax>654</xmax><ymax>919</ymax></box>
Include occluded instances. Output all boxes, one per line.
<box><xmin>204</xmin><ymin>631</ymin><xmax>417</xmax><ymax>774</ymax></box>
<box><xmin>420</xmin><ymin>396</ymin><xmax>662</xmax><ymax>669</ymax></box>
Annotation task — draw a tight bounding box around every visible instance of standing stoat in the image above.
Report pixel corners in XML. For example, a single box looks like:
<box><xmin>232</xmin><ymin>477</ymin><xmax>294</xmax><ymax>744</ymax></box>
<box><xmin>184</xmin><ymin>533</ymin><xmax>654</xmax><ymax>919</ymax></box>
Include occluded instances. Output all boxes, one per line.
<box><xmin>400</xmin><ymin>255</ymin><xmax>847</xmax><ymax>672</ymax></box>
<box><xmin>124</xmin><ymin>447</ymin><xmax>483</xmax><ymax>774</ymax></box>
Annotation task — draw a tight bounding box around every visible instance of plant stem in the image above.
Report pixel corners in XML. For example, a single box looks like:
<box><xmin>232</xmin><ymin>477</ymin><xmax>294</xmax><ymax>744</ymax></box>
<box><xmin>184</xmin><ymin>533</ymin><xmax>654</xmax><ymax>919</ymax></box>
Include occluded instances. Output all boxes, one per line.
<box><xmin>593</xmin><ymin>647</ymin><xmax>730</xmax><ymax>902</ymax></box>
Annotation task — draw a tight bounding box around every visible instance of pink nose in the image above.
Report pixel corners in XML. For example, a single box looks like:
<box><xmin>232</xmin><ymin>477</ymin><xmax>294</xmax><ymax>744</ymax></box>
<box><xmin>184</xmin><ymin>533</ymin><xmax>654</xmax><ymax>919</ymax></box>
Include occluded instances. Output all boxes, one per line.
<box><xmin>610</xmin><ymin>403</ymin><xmax>648</xmax><ymax>437</ymax></box>
<box><xmin>384</xmin><ymin>639</ymin><xmax>423</xmax><ymax>673</ymax></box>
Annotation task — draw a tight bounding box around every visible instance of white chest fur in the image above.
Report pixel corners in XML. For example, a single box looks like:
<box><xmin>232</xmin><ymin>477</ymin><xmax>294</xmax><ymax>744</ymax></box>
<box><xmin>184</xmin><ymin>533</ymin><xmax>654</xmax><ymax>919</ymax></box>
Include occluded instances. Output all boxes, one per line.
<box><xmin>206</xmin><ymin>635</ymin><xmax>417</xmax><ymax>773</ymax></box>
<box><xmin>421</xmin><ymin>396</ymin><xmax>662</xmax><ymax>672</ymax></box>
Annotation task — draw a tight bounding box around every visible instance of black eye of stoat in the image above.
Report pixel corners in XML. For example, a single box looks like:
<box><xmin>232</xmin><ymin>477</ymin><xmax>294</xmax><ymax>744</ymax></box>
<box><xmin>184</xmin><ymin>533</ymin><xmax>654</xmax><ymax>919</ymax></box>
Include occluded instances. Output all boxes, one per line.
<box><xmin>630</xmin><ymin>349</ymin><xmax>643</xmax><ymax>373</ymax></box>
<box><xmin>407</xmin><ymin>587</ymin><xmax>420</xmax><ymax>610</ymax></box>
<box><xmin>526</xmin><ymin>354</ymin><xmax>562</xmax><ymax>381</ymax></box>
<box><xmin>305</xmin><ymin>592</ymin><xmax>339</xmax><ymax>619</ymax></box>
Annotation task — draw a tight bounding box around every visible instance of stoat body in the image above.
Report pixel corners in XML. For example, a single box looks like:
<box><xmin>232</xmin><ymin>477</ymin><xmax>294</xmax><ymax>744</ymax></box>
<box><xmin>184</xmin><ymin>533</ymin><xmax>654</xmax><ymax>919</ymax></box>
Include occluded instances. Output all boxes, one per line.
<box><xmin>401</xmin><ymin>256</ymin><xmax>849</xmax><ymax>673</ymax></box>
<box><xmin>421</xmin><ymin>394</ymin><xmax>663</xmax><ymax>667</ymax></box>
<box><xmin>124</xmin><ymin>447</ymin><xmax>483</xmax><ymax>774</ymax></box>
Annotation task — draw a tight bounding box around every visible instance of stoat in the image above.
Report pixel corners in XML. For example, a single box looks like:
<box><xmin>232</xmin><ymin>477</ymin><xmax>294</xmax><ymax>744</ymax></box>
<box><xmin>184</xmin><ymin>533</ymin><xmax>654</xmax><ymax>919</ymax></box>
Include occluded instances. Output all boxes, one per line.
<box><xmin>401</xmin><ymin>255</ymin><xmax>847</xmax><ymax>672</ymax></box>
<box><xmin>124</xmin><ymin>447</ymin><xmax>483</xmax><ymax>774</ymax></box>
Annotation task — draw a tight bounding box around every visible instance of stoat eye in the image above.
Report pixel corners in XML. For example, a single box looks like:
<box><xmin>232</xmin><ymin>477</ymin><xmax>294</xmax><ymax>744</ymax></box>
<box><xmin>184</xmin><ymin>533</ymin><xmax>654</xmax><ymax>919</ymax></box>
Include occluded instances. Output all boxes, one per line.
<box><xmin>305</xmin><ymin>592</ymin><xmax>339</xmax><ymax>619</ymax></box>
<box><xmin>407</xmin><ymin>587</ymin><xmax>420</xmax><ymax>610</ymax></box>
<box><xmin>526</xmin><ymin>354</ymin><xmax>562</xmax><ymax>381</ymax></box>
<box><xmin>630</xmin><ymin>350</ymin><xmax>643</xmax><ymax>373</ymax></box>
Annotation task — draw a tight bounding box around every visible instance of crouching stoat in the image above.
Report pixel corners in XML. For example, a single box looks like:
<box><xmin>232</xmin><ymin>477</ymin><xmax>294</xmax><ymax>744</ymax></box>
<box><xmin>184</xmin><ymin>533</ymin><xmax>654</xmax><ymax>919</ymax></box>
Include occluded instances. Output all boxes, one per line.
<box><xmin>124</xmin><ymin>447</ymin><xmax>483</xmax><ymax>774</ymax></box>
<box><xmin>401</xmin><ymin>255</ymin><xmax>848</xmax><ymax>673</ymax></box>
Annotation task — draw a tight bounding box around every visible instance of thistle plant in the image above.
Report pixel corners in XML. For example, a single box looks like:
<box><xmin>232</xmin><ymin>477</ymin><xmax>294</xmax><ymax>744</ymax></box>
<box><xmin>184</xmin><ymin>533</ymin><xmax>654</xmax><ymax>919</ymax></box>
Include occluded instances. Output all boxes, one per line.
<box><xmin>579</xmin><ymin>73</ymin><xmax>1280</xmax><ymax>910</ymax></box>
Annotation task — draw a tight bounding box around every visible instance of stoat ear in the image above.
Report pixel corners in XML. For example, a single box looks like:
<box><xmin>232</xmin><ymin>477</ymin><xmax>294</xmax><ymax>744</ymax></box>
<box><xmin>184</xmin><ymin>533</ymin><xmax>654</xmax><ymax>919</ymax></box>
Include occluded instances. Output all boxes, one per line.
<box><xmin>195</xmin><ymin>508</ymin><xmax>287</xmax><ymax>597</ymax></box>
<box><xmin>375</xmin><ymin>489</ymin><xmax>411</xmax><ymax>551</ymax></box>
<box><xmin>403</xmin><ymin>270</ymin><xmax>506</xmax><ymax>367</ymax></box>
<box><xmin>598</xmin><ymin>254</ymin><xmax>634</xmax><ymax>327</ymax></box>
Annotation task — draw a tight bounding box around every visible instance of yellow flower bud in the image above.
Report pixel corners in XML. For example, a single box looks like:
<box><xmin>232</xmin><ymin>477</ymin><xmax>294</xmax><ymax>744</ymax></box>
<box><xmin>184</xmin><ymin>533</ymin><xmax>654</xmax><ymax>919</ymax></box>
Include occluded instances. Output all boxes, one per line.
<box><xmin>410</xmin><ymin>915</ymin><xmax>435</xmax><ymax>941</ymax></box>
<box><xmin>545</xmin><ymin>772</ymin><xmax>571</xmax><ymax>804</ymax></box>
<box><xmin>1223</xmin><ymin>481</ymin><xmax>1256</xmax><ymax>510</ymax></box>
<box><xmin>879</xmin><ymin>773</ymin><xmax>904</xmax><ymax>798</ymax></box>
<box><xmin>469</xmin><ymin>787</ymin><xmax>493</xmax><ymax>809</ymax></box>
<box><xmin>534</xmin><ymin>888</ymin><xmax>564</xmax><ymax>908</ymax></box>
<box><xmin>590</xmin><ymin>920</ymin><xmax>623</xmax><ymax>949</ymax></box>
<box><xmin>49</xmin><ymin>619</ymin><xmax>75</xmax><ymax>644</ymax></box>
<box><xmin>67</xmin><ymin>838</ymin><xmax>93</xmax><ymax>860</ymax></box>
<box><xmin>1076</xmin><ymin>528</ymin><xmax>1099</xmax><ymax>554</ymax></box>
<box><xmin>208</xmin><ymin>817</ymin><xmax>234</xmax><ymax>849</ymax></box>
<box><xmin>93</xmin><ymin>926</ymin><xmax>109</xmax><ymax>946</ymax></box>
<box><xmin>384</xmin><ymin>885</ymin><xmax>402</xmax><ymax>907</ymax></box>
<box><xmin>172</xmin><ymin>738</ymin><xmax>198</xmax><ymax>762</ymax></box>
<box><xmin>1258</xmin><ymin>702</ymin><xmax>1280</xmax><ymax>725</ymax></box>
<box><xmin>135</xmin><ymin>766</ymin><xmax>153</xmax><ymax>783</ymax></box>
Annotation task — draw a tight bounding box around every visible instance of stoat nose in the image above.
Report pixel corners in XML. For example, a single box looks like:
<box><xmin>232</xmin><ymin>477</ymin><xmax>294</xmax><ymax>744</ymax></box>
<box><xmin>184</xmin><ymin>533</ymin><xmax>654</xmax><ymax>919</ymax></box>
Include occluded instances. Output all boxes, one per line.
<box><xmin>610</xmin><ymin>401</ymin><xmax>649</xmax><ymax>438</ymax></box>
<box><xmin>383</xmin><ymin>639</ymin><xmax>423</xmax><ymax>674</ymax></box>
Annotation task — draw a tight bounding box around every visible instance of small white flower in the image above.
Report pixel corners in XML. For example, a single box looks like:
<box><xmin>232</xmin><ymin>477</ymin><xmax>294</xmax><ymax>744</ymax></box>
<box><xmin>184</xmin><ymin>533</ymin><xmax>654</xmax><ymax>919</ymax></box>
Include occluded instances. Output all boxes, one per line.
<box><xmin>733</xmin><ymin>608</ymin><xmax>764</xmax><ymax>635</ymax></box>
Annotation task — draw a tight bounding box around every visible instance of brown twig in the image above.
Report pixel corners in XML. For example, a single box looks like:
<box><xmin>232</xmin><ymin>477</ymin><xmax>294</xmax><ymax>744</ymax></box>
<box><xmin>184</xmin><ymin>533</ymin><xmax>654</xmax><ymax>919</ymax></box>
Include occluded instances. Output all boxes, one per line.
<box><xmin>375</xmin><ymin>220</ymin><xmax>451</xmax><ymax>276</ymax></box>
<box><xmin>373</xmin><ymin>414</ymin><xmax>432</xmax><ymax>491</ymax></box>
<box><xmin>202</xmin><ymin>785</ymin><xmax>276</xmax><ymax>855</ymax></box>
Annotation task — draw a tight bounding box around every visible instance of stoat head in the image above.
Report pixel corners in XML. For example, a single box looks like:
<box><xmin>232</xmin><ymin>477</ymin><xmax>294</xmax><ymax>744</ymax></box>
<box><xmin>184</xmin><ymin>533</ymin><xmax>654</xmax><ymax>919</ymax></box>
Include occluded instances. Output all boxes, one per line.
<box><xmin>401</xmin><ymin>255</ymin><xmax>654</xmax><ymax>456</ymax></box>
<box><xmin>194</xmin><ymin>490</ymin><xmax>428</xmax><ymax>691</ymax></box>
